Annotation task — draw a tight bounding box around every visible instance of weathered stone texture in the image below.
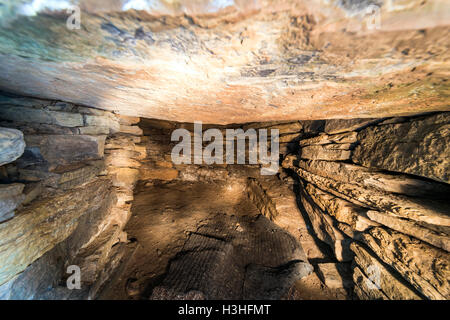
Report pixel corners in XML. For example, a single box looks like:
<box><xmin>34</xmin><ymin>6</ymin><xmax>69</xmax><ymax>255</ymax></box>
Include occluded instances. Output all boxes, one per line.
<box><xmin>0</xmin><ymin>100</ymin><xmax>145</xmax><ymax>299</ymax></box>
<box><xmin>246</xmin><ymin>177</ymin><xmax>330</xmax><ymax>261</ymax></box>
<box><xmin>316</xmin><ymin>263</ymin><xmax>352</xmax><ymax>289</ymax></box>
<box><xmin>83</xmin><ymin>114</ymin><xmax>120</xmax><ymax>133</ymax></box>
<box><xmin>300</xmin><ymin>144</ymin><xmax>352</xmax><ymax>161</ymax></box>
<box><xmin>305</xmin><ymin>183</ymin><xmax>379</xmax><ymax>232</ymax></box>
<box><xmin>0</xmin><ymin>188</ymin><xmax>117</xmax><ymax>300</ymax></box>
<box><xmin>324</xmin><ymin>118</ymin><xmax>384</xmax><ymax>134</ymax></box>
<box><xmin>0</xmin><ymin>127</ymin><xmax>25</xmax><ymax>166</ymax></box>
<box><xmin>298</xmin><ymin>159</ymin><xmax>450</xmax><ymax>197</ymax></box>
<box><xmin>299</xmin><ymin>131</ymin><xmax>357</xmax><ymax>147</ymax></box>
<box><xmin>351</xmin><ymin>242</ymin><xmax>422</xmax><ymax>300</ymax></box>
<box><xmin>140</xmin><ymin>164</ymin><xmax>179</xmax><ymax>181</ymax></box>
<box><xmin>288</xmin><ymin>112</ymin><xmax>450</xmax><ymax>300</ymax></box>
<box><xmin>105</xmin><ymin>149</ymin><xmax>142</xmax><ymax>168</ymax></box>
<box><xmin>299</xmin><ymin>183</ymin><xmax>353</xmax><ymax>262</ymax></box>
<box><xmin>1</xmin><ymin>1</ymin><xmax>448</xmax><ymax>124</ymax></box>
<box><xmin>23</xmin><ymin>135</ymin><xmax>106</xmax><ymax>168</ymax></box>
<box><xmin>366</xmin><ymin>210</ymin><xmax>450</xmax><ymax>252</ymax></box>
<box><xmin>363</xmin><ymin>228</ymin><xmax>450</xmax><ymax>300</ymax></box>
<box><xmin>119</xmin><ymin>125</ymin><xmax>143</xmax><ymax>136</ymax></box>
<box><xmin>352</xmin><ymin>113</ymin><xmax>450</xmax><ymax>184</ymax></box>
<box><xmin>0</xmin><ymin>106</ymin><xmax>83</xmax><ymax>127</ymax></box>
<box><xmin>116</xmin><ymin>115</ymin><xmax>140</xmax><ymax>125</ymax></box>
<box><xmin>0</xmin><ymin>183</ymin><xmax>24</xmax><ymax>222</ymax></box>
<box><xmin>0</xmin><ymin>179</ymin><xmax>113</xmax><ymax>286</ymax></box>
<box><xmin>353</xmin><ymin>266</ymin><xmax>389</xmax><ymax>300</ymax></box>
<box><xmin>243</xmin><ymin>122</ymin><xmax>303</xmax><ymax>135</ymax></box>
<box><xmin>292</xmin><ymin>166</ymin><xmax>450</xmax><ymax>227</ymax></box>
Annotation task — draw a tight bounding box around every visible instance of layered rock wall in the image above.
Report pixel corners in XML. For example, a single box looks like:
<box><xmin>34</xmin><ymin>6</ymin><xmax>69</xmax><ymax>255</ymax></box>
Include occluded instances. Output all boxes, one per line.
<box><xmin>0</xmin><ymin>93</ymin><xmax>144</xmax><ymax>299</ymax></box>
<box><xmin>1</xmin><ymin>91</ymin><xmax>448</xmax><ymax>300</ymax></box>
<box><xmin>137</xmin><ymin>118</ymin><xmax>321</xmax><ymax>185</ymax></box>
<box><xmin>282</xmin><ymin>112</ymin><xmax>450</xmax><ymax>300</ymax></box>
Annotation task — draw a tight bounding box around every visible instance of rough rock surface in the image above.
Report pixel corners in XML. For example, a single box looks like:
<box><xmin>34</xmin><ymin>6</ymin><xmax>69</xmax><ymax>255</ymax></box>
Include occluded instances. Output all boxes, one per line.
<box><xmin>352</xmin><ymin>266</ymin><xmax>388</xmax><ymax>300</ymax></box>
<box><xmin>316</xmin><ymin>263</ymin><xmax>352</xmax><ymax>289</ymax></box>
<box><xmin>285</xmin><ymin>112</ymin><xmax>450</xmax><ymax>300</ymax></box>
<box><xmin>366</xmin><ymin>210</ymin><xmax>450</xmax><ymax>252</ymax></box>
<box><xmin>0</xmin><ymin>183</ymin><xmax>24</xmax><ymax>222</ymax></box>
<box><xmin>305</xmin><ymin>183</ymin><xmax>379</xmax><ymax>232</ymax></box>
<box><xmin>300</xmin><ymin>144</ymin><xmax>352</xmax><ymax>161</ymax></box>
<box><xmin>0</xmin><ymin>188</ymin><xmax>116</xmax><ymax>299</ymax></box>
<box><xmin>324</xmin><ymin>118</ymin><xmax>384</xmax><ymax>134</ymax></box>
<box><xmin>352</xmin><ymin>113</ymin><xmax>450</xmax><ymax>184</ymax></box>
<box><xmin>0</xmin><ymin>1</ymin><xmax>448</xmax><ymax>123</ymax></box>
<box><xmin>299</xmin><ymin>182</ymin><xmax>354</xmax><ymax>262</ymax></box>
<box><xmin>297</xmin><ymin>159</ymin><xmax>450</xmax><ymax>197</ymax></box>
<box><xmin>351</xmin><ymin>242</ymin><xmax>422</xmax><ymax>300</ymax></box>
<box><xmin>299</xmin><ymin>131</ymin><xmax>357</xmax><ymax>147</ymax></box>
<box><xmin>151</xmin><ymin>214</ymin><xmax>312</xmax><ymax>299</ymax></box>
<box><xmin>246</xmin><ymin>176</ymin><xmax>330</xmax><ymax>262</ymax></box>
<box><xmin>292</xmin><ymin>166</ymin><xmax>450</xmax><ymax>227</ymax></box>
<box><xmin>22</xmin><ymin>135</ymin><xmax>106</xmax><ymax>169</ymax></box>
<box><xmin>362</xmin><ymin>227</ymin><xmax>450</xmax><ymax>300</ymax></box>
<box><xmin>0</xmin><ymin>99</ymin><xmax>146</xmax><ymax>299</ymax></box>
<box><xmin>0</xmin><ymin>106</ymin><xmax>84</xmax><ymax>128</ymax></box>
<box><xmin>0</xmin><ymin>178</ymin><xmax>113</xmax><ymax>286</ymax></box>
<box><xmin>0</xmin><ymin>127</ymin><xmax>25</xmax><ymax>166</ymax></box>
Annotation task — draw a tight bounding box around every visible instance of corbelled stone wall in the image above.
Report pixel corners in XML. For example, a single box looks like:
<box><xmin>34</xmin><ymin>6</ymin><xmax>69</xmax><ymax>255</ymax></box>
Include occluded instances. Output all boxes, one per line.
<box><xmin>137</xmin><ymin>119</ymin><xmax>264</xmax><ymax>184</ymax></box>
<box><xmin>136</xmin><ymin>118</ymin><xmax>326</xmax><ymax>184</ymax></box>
<box><xmin>0</xmin><ymin>93</ymin><xmax>144</xmax><ymax>299</ymax></box>
<box><xmin>281</xmin><ymin>112</ymin><xmax>450</xmax><ymax>300</ymax></box>
<box><xmin>1</xmin><ymin>92</ymin><xmax>448</xmax><ymax>300</ymax></box>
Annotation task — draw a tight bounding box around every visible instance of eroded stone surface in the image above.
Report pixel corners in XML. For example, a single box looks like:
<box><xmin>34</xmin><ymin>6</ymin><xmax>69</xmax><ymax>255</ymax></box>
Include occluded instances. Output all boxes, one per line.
<box><xmin>0</xmin><ymin>106</ymin><xmax>83</xmax><ymax>128</ymax></box>
<box><xmin>352</xmin><ymin>113</ymin><xmax>450</xmax><ymax>184</ymax></box>
<box><xmin>246</xmin><ymin>176</ymin><xmax>330</xmax><ymax>262</ymax></box>
<box><xmin>316</xmin><ymin>263</ymin><xmax>352</xmax><ymax>289</ymax></box>
<box><xmin>0</xmin><ymin>183</ymin><xmax>24</xmax><ymax>222</ymax></box>
<box><xmin>0</xmin><ymin>188</ymin><xmax>116</xmax><ymax>299</ymax></box>
<box><xmin>0</xmin><ymin>178</ymin><xmax>112</xmax><ymax>286</ymax></box>
<box><xmin>0</xmin><ymin>127</ymin><xmax>25</xmax><ymax>166</ymax></box>
<box><xmin>305</xmin><ymin>183</ymin><xmax>379</xmax><ymax>232</ymax></box>
<box><xmin>150</xmin><ymin>214</ymin><xmax>312</xmax><ymax>299</ymax></box>
<box><xmin>291</xmin><ymin>166</ymin><xmax>450</xmax><ymax>227</ymax></box>
<box><xmin>351</xmin><ymin>242</ymin><xmax>422</xmax><ymax>300</ymax></box>
<box><xmin>300</xmin><ymin>144</ymin><xmax>352</xmax><ymax>161</ymax></box>
<box><xmin>299</xmin><ymin>131</ymin><xmax>357</xmax><ymax>147</ymax></box>
<box><xmin>299</xmin><ymin>182</ymin><xmax>354</xmax><ymax>262</ymax></box>
<box><xmin>366</xmin><ymin>210</ymin><xmax>450</xmax><ymax>252</ymax></box>
<box><xmin>297</xmin><ymin>159</ymin><xmax>450</xmax><ymax>197</ymax></box>
<box><xmin>353</xmin><ymin>266</ymin><xmax>388</xmax><ymax>300</ymax></box>
<box><xmin>362</xmin><ymin>227</ymin><xmax>450</xmax><ymax>300</ymax></box>
<box><xmin>23</xmin><ymin>135</ymin><xmax>106</xmax><ymax>169</ymax></box>
<box><xmin>324</xmin><ymin>118</ymin><xmax>384</xmax><ymax>135</ymax></box>
<box><xmin>0</xmin><ymin>1</ymin><xmax>448</xmax><ymax>123</ymax></box>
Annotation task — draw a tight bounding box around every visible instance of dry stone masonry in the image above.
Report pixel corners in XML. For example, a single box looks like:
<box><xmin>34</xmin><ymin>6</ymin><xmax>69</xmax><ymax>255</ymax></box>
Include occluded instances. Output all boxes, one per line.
<box><xmin>0</xmin><ymin>0</ymin><xmax>448</xmax><ymax>303</ymax></box>
<box><xmin>282</xmin><ymin>112</ymin><xmax>450</xmax><ymax>300</ymax></box>
<box><xmin>0</xmin><ymin>93</ymin><xmax>144</xmax><ymax>299</ymax></box>
<box><xmin>0</xmin><ymin>90</ymin><xmax>448</xmax><ymax>300</ymax></box>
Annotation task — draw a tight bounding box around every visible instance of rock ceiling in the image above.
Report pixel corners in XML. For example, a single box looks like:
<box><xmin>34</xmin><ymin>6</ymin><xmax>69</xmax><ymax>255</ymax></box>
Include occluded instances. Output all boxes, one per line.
<box><xmin>0</xmin><ymin>0</ymin><xmax>449</xmax><ymax>124</ymax></box>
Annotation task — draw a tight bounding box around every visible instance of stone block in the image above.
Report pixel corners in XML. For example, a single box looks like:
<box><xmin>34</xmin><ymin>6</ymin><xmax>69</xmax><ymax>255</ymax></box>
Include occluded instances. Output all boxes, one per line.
<box><xmin>0</xmin><ymin>127</ymin><xmax>25</xmax><ymax>166</ymax></box>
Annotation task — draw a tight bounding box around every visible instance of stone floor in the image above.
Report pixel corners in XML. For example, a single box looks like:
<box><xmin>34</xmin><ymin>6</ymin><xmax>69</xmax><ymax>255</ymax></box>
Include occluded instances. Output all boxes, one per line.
<box><xmin>98</xmin><ymin>179</ymin><xmax>351</xmax><ymax>300</ymax></box>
